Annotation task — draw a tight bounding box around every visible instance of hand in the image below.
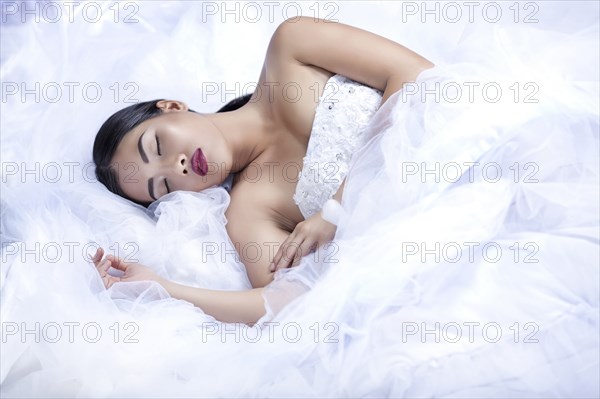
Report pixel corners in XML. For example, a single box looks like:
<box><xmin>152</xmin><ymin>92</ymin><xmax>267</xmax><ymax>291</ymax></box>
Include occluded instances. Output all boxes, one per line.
<box><xmin>90</xmin><ymin>247</ymin><xmax>163</xmax><ymax>289</ymax></box>
<box><xmin>269</xmin><ymin>211</ymin><xmax>337</xmax><ymax>272</ymax></box>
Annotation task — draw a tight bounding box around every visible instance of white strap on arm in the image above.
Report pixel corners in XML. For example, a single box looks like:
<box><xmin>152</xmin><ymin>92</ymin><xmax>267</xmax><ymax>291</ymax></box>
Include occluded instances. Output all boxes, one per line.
<box><xmin>321</xmin><ymin>198</ymin><xmax>345</xmax><ymax>226</ymax></box>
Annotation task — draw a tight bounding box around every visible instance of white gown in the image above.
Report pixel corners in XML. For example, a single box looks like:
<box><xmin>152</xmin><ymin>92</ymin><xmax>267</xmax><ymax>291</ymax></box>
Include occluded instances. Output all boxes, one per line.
<box><xmin>1</xmin><ymin>2</ymin><xmax>598</xmax><ymax>397</ymax></box>
<box><xmin>293</xmin><ymin>73</ymin><xmax>383</xmax><ymax>219</ymax></box>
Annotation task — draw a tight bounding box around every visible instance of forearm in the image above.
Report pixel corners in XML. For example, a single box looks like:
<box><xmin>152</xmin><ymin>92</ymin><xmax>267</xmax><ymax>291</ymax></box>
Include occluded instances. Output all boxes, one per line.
<box><xmin>159</xmin><ymin>279</ymin><xmax>266</xmax><ymax>325</ymax></box>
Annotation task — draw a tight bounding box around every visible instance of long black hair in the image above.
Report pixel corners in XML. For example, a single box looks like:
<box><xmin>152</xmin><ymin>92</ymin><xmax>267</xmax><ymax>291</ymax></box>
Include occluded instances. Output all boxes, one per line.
<box><xmin>92</xmin><ymin>94</ymin><xmax>252</xmax><ymax>207</ymax></box>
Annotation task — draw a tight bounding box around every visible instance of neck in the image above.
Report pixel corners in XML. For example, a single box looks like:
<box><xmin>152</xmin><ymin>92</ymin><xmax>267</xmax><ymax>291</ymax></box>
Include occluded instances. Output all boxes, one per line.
<box><xmin>202</xmin><ymin>105</ymin><xmax>271</xmax><ymax>174</ymax></box>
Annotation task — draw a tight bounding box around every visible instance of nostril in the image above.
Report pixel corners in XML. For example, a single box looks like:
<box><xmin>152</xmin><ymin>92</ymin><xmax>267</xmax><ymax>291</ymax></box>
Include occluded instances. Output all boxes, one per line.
<box><xmin>183</xmin><ymin>169</ymin><xmax>188</xmax><ymax>175</ymax></box>
<box><xmin>180</xmin><ymin>158</ymin><xmax>185</xmax><ymax>165</ymax></box>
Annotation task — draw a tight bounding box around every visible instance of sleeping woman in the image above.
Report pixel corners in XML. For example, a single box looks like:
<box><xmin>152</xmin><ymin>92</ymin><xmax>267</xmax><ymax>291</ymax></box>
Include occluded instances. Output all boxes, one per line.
<box><xmin>91</xmin><ymin>16</ymin><xmax>434</xmax><ymax>325</ymax></box>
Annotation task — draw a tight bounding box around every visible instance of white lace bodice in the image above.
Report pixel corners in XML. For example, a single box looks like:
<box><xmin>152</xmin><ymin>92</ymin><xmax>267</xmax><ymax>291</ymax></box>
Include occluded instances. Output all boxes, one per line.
<box><xmin>293</xmin><ymin>74</ymin><xmax>383</xmax><ymax>219</ymax></box>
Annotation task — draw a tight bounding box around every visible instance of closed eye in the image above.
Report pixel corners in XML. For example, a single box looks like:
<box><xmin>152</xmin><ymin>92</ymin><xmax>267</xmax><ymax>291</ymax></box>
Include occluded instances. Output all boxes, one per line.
<box><xmin>156</xmin><ymin>134</ymin><xmax>169</xmax><ymax>194</ymax></box>
<box><xmin>156</xmin><ymin>135</ymin><xmax>162</xmax><ymax>156</ymax></box>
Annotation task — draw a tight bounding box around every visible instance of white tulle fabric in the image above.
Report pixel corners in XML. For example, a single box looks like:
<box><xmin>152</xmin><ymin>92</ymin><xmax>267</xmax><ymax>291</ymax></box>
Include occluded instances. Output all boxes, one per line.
<box><xmin>293</xmin><ymin>74</ymin><xmax>382</xmax><ymax>219</ymax></box>
<box><xmin>1</xmin><ymin>1</ymin><xmax>599</xmax><ymax>397</ymax></box>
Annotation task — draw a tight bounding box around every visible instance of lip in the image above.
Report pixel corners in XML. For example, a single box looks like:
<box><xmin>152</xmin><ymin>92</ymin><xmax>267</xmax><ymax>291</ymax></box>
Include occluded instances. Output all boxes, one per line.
<box><xmin>191</xmin><ymin>148</ymin><xmax>208</xmax><ymax>176</ymax></box>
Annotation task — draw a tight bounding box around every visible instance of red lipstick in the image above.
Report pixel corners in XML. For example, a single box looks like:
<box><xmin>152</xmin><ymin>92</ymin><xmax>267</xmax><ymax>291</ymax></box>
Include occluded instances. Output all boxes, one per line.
<box><xmin>191</xmin><ymin>148</ymin><xmax>208</xmax><ymax>176</ymax></box>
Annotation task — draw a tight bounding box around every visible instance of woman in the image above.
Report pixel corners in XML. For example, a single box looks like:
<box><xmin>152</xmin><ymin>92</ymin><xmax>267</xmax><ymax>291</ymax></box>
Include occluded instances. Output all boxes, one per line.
<box><xmin>91</xmin><ymin>16</ymin><xmax>435</xmax><ymax>324</ymax></box>
<box><xmin>4</xmin><ymin>2</ymin><xmax>598</xmax><ymax>395</ymax></box>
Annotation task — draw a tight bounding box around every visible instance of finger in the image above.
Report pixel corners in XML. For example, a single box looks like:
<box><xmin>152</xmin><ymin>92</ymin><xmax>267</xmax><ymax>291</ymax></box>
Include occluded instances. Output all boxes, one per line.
<box><xmin>102</xmin><ymin>274</ymin><xmax>121</xmax><ymax>289</ymax></box>
<box><xmin>101</xmin><ymin>273</ymin><xmax>109</xmax><ymax>287</ymax></box>
<box><xmin>270</xmin><ymin>235</ymin><xmax>294</xmax><ymax>271</ymax></box>
<box><xmin>104</xmin><ymin>275</ymin><xmax>121</xmax><ymax>289</ymax></box>
<box><xmin>96</xmin><ymin>259</ymin><xmax>110</xmax><ymax>277</ymax></box>
<box><xmin>272</xmin><ymin>239</ymin><xmax>295</xmax><ymax>271</ymax></box>
<box><xmin>291</xmin><ymin>239</ymin><xmax>317</xmax><ymax>267</ymax></box>
<box><xmin>106</xmin><ymin>254</ymin><xmax>128</xmax><ymax>272</ymax></box>
<box><xmin>91</xmin><ymin>247</ymin><xmax>104</xmax><ymax>267</ymax></box>
<box><xmin>274</xmin><ymin>238</ymin><xmax>304</xmax><ymax>271</ymax></box>
<box><xmin>95</xmin><ymin>258</ymin><xmax>108</xmax><ymax>271</ymax></box>
<box><xmin>270</xmin><ymin>245</ymin><xmax>285</xmax><ymax>272</ymax></box>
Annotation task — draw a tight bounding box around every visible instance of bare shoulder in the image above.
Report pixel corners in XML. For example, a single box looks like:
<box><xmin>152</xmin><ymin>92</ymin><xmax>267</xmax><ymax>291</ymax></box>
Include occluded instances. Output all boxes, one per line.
<box><xmin>249</xmin><ymin>18</ymin><xmax>334</xmax><ymax>140</ymax></box>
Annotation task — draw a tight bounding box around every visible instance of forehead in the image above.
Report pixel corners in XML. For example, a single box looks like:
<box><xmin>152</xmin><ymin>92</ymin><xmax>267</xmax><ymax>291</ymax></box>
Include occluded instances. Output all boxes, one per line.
<box><xmin>113</xmin><ymin>121</ymin><xmax>146</xmax><ymax>165</ymax></box>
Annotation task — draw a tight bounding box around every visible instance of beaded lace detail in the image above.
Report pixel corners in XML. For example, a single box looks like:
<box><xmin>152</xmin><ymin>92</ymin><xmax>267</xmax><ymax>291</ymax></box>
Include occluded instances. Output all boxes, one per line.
<box><xmin>293</xmin><ymin>74</ymin><xmax>383</xmax><ymax>219</ymax></box>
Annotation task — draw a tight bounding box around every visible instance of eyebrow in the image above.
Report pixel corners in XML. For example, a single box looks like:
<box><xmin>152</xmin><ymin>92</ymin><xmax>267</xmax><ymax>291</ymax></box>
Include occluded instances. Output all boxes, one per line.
<box><xmin>137</xmin><ymin>130</ymin><xmax>157</xmax><ymax>201</ymax></box>
<box><xmin>137</xmin><ymin>130</ymin><xmax>149</xmax><ymax>163</ymax></box>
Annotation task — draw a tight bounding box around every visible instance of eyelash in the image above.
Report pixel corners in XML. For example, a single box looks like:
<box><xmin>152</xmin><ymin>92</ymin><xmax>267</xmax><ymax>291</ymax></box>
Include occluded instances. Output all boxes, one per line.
<box><xmin>155</xmin><ymin>135</ymin><xmax>162</xmax><ymax>156</ymax></box>
<box><xmin>155</xmin><ymin>135</ymin><xmax>170</xmax><ymax>194</ymax></box>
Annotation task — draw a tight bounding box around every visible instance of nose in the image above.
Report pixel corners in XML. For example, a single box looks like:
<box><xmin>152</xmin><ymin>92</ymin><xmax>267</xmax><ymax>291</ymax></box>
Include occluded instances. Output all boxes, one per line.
<box><xmin>159</xmin><ymin>153</ymin><xmax>188</xmax><ymax>176</ymax></box>
<box><xmin>175</xmin><ymin>153</ymin><xmax>188</xmax><ymax>176</ymax></box>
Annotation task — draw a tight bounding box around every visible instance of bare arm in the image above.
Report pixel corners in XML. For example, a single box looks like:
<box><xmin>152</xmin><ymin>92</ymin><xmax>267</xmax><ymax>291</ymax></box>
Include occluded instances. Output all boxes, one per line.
<box><xmin>273</xmin><ymin>17</ymin><xmax>434</xmax><ymax>204</ymax></box>
<box><xmin>159</xmin><ymin>280</ymin><xmax>266</xmax><ymax>325</ymax></box>
<box><xmin>156</xmin><ymin>206</ymin><xmax>289</xmax><ymax>323</ymax></box>
<box><xmin>272</xmin><ymin>16</ymin><xmax>434</xmax><ymax>105</ymax></box>
<box><xmin>92</xmin><ymin>248</ymin><xmax>267</xmax><ymax>325</ymax></box>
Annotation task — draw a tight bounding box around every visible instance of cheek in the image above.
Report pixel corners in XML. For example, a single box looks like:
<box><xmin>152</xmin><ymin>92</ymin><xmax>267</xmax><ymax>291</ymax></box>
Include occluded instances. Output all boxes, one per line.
<box><xmin>110</xmin><ymin>152</ymin><xmax>146</xmax><ymax>198</ymax></box>
<box><xmin>112</xmin><ymin>154</ymin><xmax>138</xmax><ymax>180</ymax></box>
<box><xmin>118</xmin><ymin>164</ymin><xmax>146</xmax><ymax>197</ymax></box>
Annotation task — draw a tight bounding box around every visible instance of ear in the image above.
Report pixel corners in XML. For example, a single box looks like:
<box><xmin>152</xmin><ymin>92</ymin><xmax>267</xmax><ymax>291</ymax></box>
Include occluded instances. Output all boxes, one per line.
<box><xmin>156</xmin><ymin>100</ymin><xmax>189</xmax><ymax>113</ymax></box>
